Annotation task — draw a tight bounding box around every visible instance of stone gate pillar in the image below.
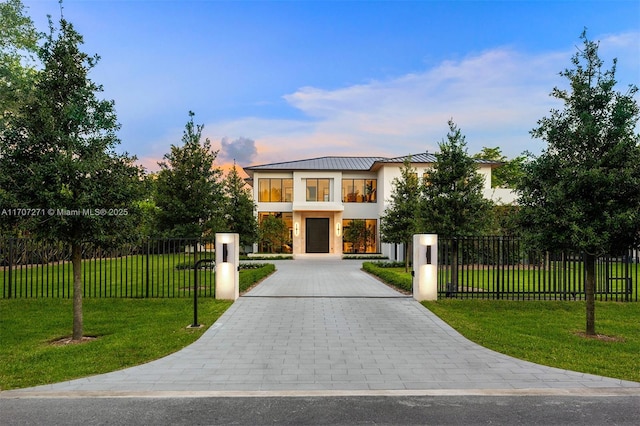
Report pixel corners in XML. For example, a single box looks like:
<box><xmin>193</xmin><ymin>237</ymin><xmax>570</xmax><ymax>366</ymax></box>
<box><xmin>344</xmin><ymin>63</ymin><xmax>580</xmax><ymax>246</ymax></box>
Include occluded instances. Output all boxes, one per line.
<box><xmin>413</xmin><ymin>234</ymin><xmax>438</xmax><ymax>301</ymax></box>
<box><xmin>215</xmin><ymin>233</ymin><xmax>240</xmax><ymax>300</ymax></box>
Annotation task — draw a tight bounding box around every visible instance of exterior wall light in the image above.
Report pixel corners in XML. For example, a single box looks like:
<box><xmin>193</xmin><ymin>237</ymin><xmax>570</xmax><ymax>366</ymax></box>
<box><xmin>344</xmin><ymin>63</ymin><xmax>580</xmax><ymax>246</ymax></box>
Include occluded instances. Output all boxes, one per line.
<box><xmin>222</xmin><ymin>243</ymin><xmax>229</xmax><ymax>263</ymax></box>
<box><xmin>294</xmin><ymin>222</ymin><xmax>299</xmax><ymax>236</ymax></box>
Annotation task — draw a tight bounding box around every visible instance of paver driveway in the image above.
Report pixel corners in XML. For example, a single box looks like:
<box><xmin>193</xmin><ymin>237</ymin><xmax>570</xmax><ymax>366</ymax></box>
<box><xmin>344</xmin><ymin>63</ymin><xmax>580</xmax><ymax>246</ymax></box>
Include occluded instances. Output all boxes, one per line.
<box><xmin>4</xmin><ymin>259</ymin><xmax>639</xmax><ymax>396</ymax></box>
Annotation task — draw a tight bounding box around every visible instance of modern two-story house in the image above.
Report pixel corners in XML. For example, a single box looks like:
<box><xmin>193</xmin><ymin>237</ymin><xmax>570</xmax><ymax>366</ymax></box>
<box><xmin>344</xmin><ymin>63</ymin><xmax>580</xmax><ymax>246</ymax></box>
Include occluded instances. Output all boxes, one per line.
<box><xmin>243</xmin><ymin>153</ymin><xmax>516</xmax><ymax>259</ymax></box>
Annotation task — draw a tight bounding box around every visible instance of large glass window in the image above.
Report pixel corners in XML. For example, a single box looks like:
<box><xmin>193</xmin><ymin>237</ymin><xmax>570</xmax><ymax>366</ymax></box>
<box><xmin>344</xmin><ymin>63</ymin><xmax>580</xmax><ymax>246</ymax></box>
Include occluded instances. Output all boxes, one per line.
<box><xmin>258</xmin><ymin>212</ymin><xmax>293</xmax><ymax>253</ymax></box>
<box><xmin>258</xmin><ymin>178</ymin><xmax>293</xmax><ymax>202</ymax></box>
<box><xmin>342</xmin><ymin>179</ymin><xmax>377</xmax><ymax>202</ymax></box>
<box><xmin>306</xmin><ymin>178</ymin><xmax>330</xmax><ymax>202</ymax></box>
<box><xmin>342</xmin><ymin>219</ymin><xmax>378</xmax><ymax>253</ymax></box>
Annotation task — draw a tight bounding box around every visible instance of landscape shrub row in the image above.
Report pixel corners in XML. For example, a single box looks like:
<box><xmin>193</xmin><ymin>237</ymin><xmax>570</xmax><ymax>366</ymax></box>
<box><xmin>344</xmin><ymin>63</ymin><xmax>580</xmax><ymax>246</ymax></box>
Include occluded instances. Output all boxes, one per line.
<box><xmin>362</xmin><ymin>261</ymin><xmax>412</xmax><ymax>292</ymax></box>
<box><xmin>240</xmin><ymin>263</ymin><xmax>276</xmax><ymax>292</ymax></box>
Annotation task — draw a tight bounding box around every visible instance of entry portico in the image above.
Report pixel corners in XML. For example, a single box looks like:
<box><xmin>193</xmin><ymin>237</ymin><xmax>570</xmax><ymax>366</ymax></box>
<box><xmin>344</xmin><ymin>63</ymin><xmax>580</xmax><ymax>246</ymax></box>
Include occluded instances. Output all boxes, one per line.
<box><xmin>290</xmin><ymin>170</ymin><xmax>344</xmax><ymax>256</ymax></box>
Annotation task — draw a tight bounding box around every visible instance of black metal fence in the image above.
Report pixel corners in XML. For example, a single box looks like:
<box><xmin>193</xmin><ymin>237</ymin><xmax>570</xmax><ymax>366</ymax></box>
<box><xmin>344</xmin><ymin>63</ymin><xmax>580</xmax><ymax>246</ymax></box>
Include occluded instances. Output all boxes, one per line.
<box><xmin>3</xmin><ymin>236</ymin><xmax>639</xmax><ymax>301</ymax></box>
<box><xmin>437</xmin><ymin>236</ymin><xmax>639</xmax><ymax>301</ymax></box>
<box><xmin>1</xmin><ymin>238</ymin><xmax>216</xmax><ymax>298</ymax></box>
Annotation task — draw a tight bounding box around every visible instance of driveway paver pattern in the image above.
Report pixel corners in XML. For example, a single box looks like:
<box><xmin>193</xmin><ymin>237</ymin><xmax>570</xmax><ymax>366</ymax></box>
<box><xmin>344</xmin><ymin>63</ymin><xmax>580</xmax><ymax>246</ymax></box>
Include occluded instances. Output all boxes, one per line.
<box><xmin>5</xmin><ymin>259</ymin><xmax>639</xmax><ymax>396</ymax></box>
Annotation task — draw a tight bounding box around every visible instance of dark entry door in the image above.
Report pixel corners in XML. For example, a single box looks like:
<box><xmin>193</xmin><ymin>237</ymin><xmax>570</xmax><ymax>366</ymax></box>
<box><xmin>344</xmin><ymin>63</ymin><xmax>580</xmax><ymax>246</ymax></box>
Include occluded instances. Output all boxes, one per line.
<box><xmin>305</xmin><ymin>218</ymin><xmax>329</xmax><ymax>253</ymax></box>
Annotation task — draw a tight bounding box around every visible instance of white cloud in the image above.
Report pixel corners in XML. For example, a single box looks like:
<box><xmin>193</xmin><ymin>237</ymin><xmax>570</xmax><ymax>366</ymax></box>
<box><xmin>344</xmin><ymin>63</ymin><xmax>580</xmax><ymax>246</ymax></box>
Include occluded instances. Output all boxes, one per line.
<box><xmin>209</xmin><ymin>32</ymin><xmax>639</xmax><ymax>166</ymax></box>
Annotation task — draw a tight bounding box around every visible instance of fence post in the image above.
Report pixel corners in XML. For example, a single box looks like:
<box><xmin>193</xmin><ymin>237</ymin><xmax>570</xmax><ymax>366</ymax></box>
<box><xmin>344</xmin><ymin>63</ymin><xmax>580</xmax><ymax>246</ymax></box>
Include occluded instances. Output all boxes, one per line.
<box><xmin>8</xmin><ymin>239</ymin><xmax>14</xmax><ymax>299</ymax></box>
<box><xmin>145</xmin><ymin>239</ymin><xmax>150</xmax><ymax>298</ymax></box>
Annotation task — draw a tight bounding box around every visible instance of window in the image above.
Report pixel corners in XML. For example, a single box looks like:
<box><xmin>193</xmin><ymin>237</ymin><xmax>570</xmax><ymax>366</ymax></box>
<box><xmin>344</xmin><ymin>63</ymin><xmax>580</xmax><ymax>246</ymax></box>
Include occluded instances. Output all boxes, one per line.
<box><xmin>258</xmin><ymin>178</ymin><xmax>293</xmax><ymax>202</ymax></box>
<box><xmin>258</xmin><ymin>212</ymin><xmax>293</xmax><ymax>253</ymax></box>
<box><xmin>342</xmin><ymin>179</ymin><xmax>376</xmax><ymax>202</ymax></box>
<box><xmin>342</xmin><ymin>219</ymin><xmax>378</xmax><ymax>253</ymax></box>
<box><xmin>306</xmin><ymin>178</ymin><xmax>330</xmax><ymax>202</ymax></box>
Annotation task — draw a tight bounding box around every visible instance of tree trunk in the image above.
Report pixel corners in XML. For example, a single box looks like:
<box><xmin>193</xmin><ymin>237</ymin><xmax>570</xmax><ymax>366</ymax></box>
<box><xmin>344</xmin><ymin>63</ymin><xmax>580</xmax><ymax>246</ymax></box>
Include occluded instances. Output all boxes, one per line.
<box><xmin>72</xmin><ymin>242</ymin><xmax>83</xmax><ymax>341</ymax></box>
<box><xmin>584</xmin><ymin>253</ymin><xmax>596</xmax><ymax>336</ymax></box>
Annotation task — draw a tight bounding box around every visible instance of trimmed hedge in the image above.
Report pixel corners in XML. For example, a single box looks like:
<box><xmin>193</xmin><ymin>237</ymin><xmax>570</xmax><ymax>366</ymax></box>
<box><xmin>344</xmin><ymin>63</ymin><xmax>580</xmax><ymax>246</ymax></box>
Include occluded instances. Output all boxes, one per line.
<box><xmin>239</xmin><ymin>263</ymin><xmax>276</xmax><ymax>292</ymax></box>
<box><xmin>362</xmin><ymin>261</ymin><xmax>412</xmax><ymax>292</ymax></box>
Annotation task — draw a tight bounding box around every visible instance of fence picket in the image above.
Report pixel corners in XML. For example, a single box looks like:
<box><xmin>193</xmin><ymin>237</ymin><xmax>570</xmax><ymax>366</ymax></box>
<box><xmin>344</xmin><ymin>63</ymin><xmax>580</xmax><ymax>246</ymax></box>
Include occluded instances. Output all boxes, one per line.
<box><xmin>436</xmin><ymin>237</ymin><xmax>638</xmax><ymax>301</ymax></box>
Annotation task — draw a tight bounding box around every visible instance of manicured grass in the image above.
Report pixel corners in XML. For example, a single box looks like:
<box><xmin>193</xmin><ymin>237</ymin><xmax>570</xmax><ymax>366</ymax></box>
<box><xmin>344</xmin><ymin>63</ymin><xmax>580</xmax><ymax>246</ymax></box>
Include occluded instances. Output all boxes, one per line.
<box><xmin>0</xmin><ymin>298</ymin><xmax>233</xmax><ymax>390</ymax></box>
<box><xmin>1</xmin><ymin>253</ymin><xmax>217</xmax><ymax>298</ymax></box>
<box><xmin>363</xmin><ymin>262</ymin><xmax>639</xmax><ymax>383</ymax></box>
<box><xmin>0</xmin><ymin>263</ymin><xmax>276</xmax><ymax>390</ymax></box>
<box><xmin>364</xmin><ymin>261</ymin><xmax>638</xmax><ymax>300</ymax></box>
<box><xmin>423</xmin><ymin>300</ymin><xmax>640</xmax><ymax>383</ymax></box>
<box><xmin>1</xmin><ymin>256</ymin><xmax>278</xmax><ymax>299</ymax></box>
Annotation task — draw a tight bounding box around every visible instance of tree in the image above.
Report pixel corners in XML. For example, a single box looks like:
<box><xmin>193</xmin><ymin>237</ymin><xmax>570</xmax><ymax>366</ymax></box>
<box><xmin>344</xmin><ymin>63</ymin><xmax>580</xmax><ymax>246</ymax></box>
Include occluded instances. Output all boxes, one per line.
<box><xmin>0</xmin><ymin>0</ymin><xmax>41</xmax><ymax>236</ymax></box>
<box><xmin>343</xmin><ymin>219</ymin><xmax>375</xmax><ymax>253</ymax></box>
<box><xmin>517</xmin><ymin>31</ymin><xmax>640</xmax><ymax>336</ymax></box>
<box><xmin>473</xmin><ymin>147</ymin><xmax>525</xmax><ymax>189</ymax></box>
<box><xmin>222</xmin><ymin>162</ymin><xmax>258</xmax><ymax>250</ymax></box>
<box><xmin>419</xmin><ymin>120</ymin><xmax>493</xmax><ymax>288</ymax></box>
<box><xmin>0</xmin><ymin>15</ymin><xmax>145</xmax><ymax>340</ymax></box>
<box><xmin>258</xmin><ymin>214</ymin><xmax>289</xmax><ymax>253</ymax></box>
<box><xmin>0</xmin><ymin>0</ymin><xmax>40</xmax><ymax>118</ymax></box>
<box><xmin>380</xmin><ymin>158</ymin><xmax>420</xmax><ymax>271</ymax></box>
<box><xmin>473</xmin><ymin>147</ymin><xmax>524</xmax><ymax>235</ymax></box>
<box><xmin>421</xmin><ymin>120</ymin><xmax>493</xmax><ymax>235</ymax></box>
<box><xmin>155</xmin><ymin>111</ymin><xmax>224</xmax><ymax>239</ymax></box>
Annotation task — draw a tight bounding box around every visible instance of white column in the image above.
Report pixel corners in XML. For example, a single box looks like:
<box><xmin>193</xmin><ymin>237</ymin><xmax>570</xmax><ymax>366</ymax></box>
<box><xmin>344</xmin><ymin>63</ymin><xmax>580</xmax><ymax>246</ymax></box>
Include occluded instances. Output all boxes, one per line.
<box><xmin>412</xmin><ymin>234</ymin><xmax>438</xmax><ymax>301</ymax></box>
<box><xmin>215</xmin><ymin>233</ymin><xmax>240</xmax><ymax>300</ymax></box>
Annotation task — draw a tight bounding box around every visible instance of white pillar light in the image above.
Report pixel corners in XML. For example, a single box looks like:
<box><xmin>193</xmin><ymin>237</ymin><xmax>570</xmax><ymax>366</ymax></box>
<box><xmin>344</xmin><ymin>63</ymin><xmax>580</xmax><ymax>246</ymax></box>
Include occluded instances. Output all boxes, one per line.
<box><xmin>215</xmin><ymin>233</ymin><xmax>239</xmax><ymax>300</ymax></box>
<box><xmin>413</xmin><ymin>234</ymin><xmax>438</xmax><ymax>301</ymax></box>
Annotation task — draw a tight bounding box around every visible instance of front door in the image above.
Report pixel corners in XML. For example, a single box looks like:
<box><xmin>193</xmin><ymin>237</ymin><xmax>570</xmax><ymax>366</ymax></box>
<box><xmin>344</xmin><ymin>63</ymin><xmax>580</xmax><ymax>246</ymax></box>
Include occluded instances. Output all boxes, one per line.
<box><xmin>305</xmin><ymin>218</ymin><xmax>329</xmax><ymax>253</ymax></box>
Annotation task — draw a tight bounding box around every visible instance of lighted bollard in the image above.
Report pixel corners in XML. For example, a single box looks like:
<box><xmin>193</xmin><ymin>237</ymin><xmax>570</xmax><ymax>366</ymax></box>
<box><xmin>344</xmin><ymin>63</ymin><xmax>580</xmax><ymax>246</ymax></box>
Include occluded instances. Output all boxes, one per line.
<box><xmin>412</xmin><ymin>234</ymin><xmax>438</xmax><ymax>301</ymax></box>
<box><xmin>215</xmin><ymin>233</ymin><xmax>239</xmax><ymax>300</ymax></box>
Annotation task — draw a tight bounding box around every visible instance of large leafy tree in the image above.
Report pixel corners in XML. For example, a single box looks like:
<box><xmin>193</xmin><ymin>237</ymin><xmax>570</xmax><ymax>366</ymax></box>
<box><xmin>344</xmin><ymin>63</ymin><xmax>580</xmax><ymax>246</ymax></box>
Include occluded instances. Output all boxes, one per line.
<box><xmin>380</xmin><ymin>158</ymin><xmax>421</xmax><ymax>271</ymax></box>
<box><xmin>419</xmin><ymin>120</ymin><xmax>493</xmax><ymax>287</ymax></box>
<box><xmin>473</xmin><ymin>147</ymin><xmax>524</xmax><ymax>235</ymax></box>
<box><xmin>518</xmin><ymin>31</ymin><xmax>640</xmax><ymax>336</ymax></box>
<box><xmin>0</xmin><ymin>0</ymin><xmax>40</xmax><ymax>117</ymax></box>
<box><xmin>473</xmin><ymin>147</ymin><xmax>525</xmax><ymax>189</ymax></box>
<box><xmin>222</xmin><ymin>162</ymin><xmax>258</xmax><ymax>250</ymax></box>
<box><xmin>0</xmin><ymin>0</ymin><xmax>40</xmax><ymax>234</ymax></box>
<box><xmin>0</xmin><ymin>15</ymin><xmax>144</xmax><ymax>340</ymax></box>
<box><xmin>420</xmin><ymin>120</ymin><xmax>493</xmax><ymax>235</ymax></box>
<box><xmin>155</xmin><ymin>111</ymin><xmax>224</xmax><ymax>239</ymax></box>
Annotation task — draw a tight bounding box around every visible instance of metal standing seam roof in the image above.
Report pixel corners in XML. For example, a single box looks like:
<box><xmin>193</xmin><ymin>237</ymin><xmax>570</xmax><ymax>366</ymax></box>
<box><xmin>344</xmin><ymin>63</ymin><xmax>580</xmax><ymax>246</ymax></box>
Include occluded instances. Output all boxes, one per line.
<box><xmin>243</xmin><ymin>156</ymin><xmax>387</xmax><ymax>172</ymax></box>
<box><xmin>243</xmin><ymin>153</ymin><xmax>501</xmax><ymax>175</ymax></box>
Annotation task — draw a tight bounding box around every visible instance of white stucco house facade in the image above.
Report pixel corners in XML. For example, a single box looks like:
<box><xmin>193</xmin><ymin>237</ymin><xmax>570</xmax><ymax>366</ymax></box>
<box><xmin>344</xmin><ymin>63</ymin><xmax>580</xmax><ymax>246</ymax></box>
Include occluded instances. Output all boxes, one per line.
<box><xmin>243</xmin><ymin>153</ymin><xmax>516</xmax><ymax>259</ymax></box>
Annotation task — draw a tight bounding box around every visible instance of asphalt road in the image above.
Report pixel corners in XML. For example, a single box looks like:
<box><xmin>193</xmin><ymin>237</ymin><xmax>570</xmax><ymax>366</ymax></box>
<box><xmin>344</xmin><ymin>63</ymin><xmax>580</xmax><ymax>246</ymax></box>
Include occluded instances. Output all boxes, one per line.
<box><xmin>2</xmin><ymin>395</ymin><xmax>640</xmax><ymax>425</ymax></box>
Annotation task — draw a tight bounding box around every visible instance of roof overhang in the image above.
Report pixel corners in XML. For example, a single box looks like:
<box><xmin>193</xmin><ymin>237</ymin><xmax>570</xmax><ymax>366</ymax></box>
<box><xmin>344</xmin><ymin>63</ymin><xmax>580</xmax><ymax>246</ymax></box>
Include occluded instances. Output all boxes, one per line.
<box><xmin>292</xmin><ymin>202</ymin><xmax>345</xmax><ymax>212</ymax></box>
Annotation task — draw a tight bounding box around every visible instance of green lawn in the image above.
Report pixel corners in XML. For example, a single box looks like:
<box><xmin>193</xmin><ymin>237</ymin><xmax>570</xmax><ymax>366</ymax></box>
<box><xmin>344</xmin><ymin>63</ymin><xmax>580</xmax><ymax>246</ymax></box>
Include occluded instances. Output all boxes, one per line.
<box><xmin>437</xmin><ymin>262</ymin><xmax>637</xmax><ymax>296</ymax></box>
<box><xmin>1</xmin><ymin>255</ymin><xmax>275</xmax><ymax>299</ymax></box>
<box><xmin>364</xmin><ymin>263</ymin><xmax>640</xmax><ymax>383</ymax></box>
<box><xmin>0</xmin><ymin>263</ymin><xmax>275</xmax><ymax>390</ymax></box>
<box><xmin>363</xmin><ymin>261</ymin><xmax>637</xmax><ymax>299</ymax></box>
<box><xmin>0</xmin><ymin>298</ymin><xmax>233</xmax><ymax>390</ymax></box>
<box><xmin>423</xmin><ymin>300</ymin><xmax>640</xmax><ymax>383</ymax></box>
<box><xmin>1</xmin><ymin>253</ymin><xmax>217</xmax><ymax>298</ymax></box>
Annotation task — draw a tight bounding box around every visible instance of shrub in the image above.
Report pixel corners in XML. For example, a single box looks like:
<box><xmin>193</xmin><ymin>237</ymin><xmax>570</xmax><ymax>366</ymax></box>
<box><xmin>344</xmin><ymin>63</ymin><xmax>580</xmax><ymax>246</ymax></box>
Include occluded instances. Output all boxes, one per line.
<box><xmin>239</xmin><ymin>263</ymin><xmax>275</xmax><ymax>292</ymax></box>
<box><xmin>362</xmin><ymin>261</ymin><xmax>412</xmax><ymax>292</ymax></box>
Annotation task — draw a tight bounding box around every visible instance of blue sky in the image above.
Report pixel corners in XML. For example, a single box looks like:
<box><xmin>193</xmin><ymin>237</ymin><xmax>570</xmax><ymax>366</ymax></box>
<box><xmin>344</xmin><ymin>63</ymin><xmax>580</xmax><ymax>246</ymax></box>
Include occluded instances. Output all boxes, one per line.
<box><xmin>22</xmin><ymin>0</ymin><xmax>640</xmax><ymax>171</ymax></box>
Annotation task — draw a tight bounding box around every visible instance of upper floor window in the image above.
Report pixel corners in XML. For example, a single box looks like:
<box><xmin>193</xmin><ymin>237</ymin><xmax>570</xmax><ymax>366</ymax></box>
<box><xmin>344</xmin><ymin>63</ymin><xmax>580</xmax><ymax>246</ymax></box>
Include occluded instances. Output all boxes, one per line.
<box><xmin>258</xmin><ymin>178</ymin><xmax>293</xmax><ymax>202</ymax></box>
<box><xmin>306</xmin><ymin>178</ymin><xmax>330</xmax><ymax>202</ymax></box>
<box><xmin>342</xmin><ymin>179</ymin><xmax>377</xmax><ymax>203</ymax></box>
